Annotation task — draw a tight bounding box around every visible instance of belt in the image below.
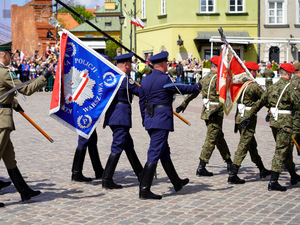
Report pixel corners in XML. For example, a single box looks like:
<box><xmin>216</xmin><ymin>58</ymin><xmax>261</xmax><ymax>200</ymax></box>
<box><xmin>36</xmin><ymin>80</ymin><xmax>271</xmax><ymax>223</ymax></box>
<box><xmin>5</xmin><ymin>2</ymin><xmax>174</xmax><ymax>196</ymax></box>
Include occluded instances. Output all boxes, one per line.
<box><xmin>270</xmin><ymin>108</ymin><xmax>292</xmax><ymax>114</ymax></box>
<box><xmin>266</xmin><ymin>77</ymin><xmax>272</xmax><ymax>80</ymax></box>
<box><xmin>237</xmin><ymin>104</ymin><xmax>251</xmax><ymax>110</ymax></box>
<box><xmin>113</xmin><ymin>101</ymin><xmax>130</xmax><ymax>105</ymax></box>
<box><xmin>0</xmin><ymin>104</ymin><xmax>12</xmax><ymax>108</ymax></box>
<box><xmin>209</xmin><ymin>102</ymin><xmax>219</xmax><ymax>105</ymax></box>
<box><xmin>154</xmin><ymin>103</ymin><xmax>172</xmax><ymax>108</ymax></box>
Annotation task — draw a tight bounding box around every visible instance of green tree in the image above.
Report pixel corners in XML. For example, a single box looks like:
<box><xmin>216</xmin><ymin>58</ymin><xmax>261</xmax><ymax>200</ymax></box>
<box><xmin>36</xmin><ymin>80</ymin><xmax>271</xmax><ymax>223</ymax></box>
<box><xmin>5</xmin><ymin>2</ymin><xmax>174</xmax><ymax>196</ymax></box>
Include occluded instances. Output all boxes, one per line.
<box><xmin>58</xmin><ymin>5</ymin><xmax>94</xmax><ymax>24</ymax></box>
<box><xmin>106</xmin><ymin>40</ymin><xmax>119</xmax><ymax>62</ymax></box>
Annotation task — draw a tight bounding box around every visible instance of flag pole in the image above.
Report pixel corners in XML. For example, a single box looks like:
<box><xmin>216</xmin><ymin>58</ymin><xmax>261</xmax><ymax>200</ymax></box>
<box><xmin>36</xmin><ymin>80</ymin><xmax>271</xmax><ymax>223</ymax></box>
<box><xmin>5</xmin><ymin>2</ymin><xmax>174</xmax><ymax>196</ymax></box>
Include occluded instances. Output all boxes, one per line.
<box><xmin>218</xmin><ymin>26</ymin><xmax>254</xmax><ymax>80</ymax></box>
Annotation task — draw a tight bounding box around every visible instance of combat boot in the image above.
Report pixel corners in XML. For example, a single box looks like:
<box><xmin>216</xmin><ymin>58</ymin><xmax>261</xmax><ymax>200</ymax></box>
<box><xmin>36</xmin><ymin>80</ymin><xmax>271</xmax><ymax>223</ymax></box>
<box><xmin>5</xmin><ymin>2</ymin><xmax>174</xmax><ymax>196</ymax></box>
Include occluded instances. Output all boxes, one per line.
<box><xmin>196</xmin><ymin>159</ymin><xmax>213</xmax><ymax>176</ymax></box>
<box><xmin>139</xmin><ymin>162</ymin><xmax>162</xmax><ymax>200</ymax></box>
<box><xmin>228</xmin><ymin>164</ymin><xmax>245</xmax><ymax>184</ymax></box>
<box><xmin>0</xmin><ymin>203</ymin><xmax>4</xmax><ymax>207</ymax></box>
<box><xmin>288</xmin><ymin>167</ymin><xmax>300</xmax><ymax>186</ymax></box>
<box><xmin>71</xmin><ymin>147</ymin><xmax>92</xmax><ymax>182</ymax></box>
<box><xmin>162</xmin><ymin>160</ymin><xmax>189</xmax><ymax>192</ymax></box>
<box><xmin>125</xmin><ymin>150</ymin><xmax>143</xmax><ymax>182</ymax></box>
<box><xmin>7</xmin><ymin>167</ymin><xmax>41</xmax><ymax>201</ymax></box>
<box><xmin>87</xmin><ymin>142</ymin><xmax>104</xmax><ymax>179</ymax></box>
<box><xmin>225</xmin><ymin>158</ymin><xmax>233</xmax><ymax>173</ymax></box>
<box><xmin>102</xmin><ymin>153</ymin><xmax>122</xmax><ymax>189</ymax></box>
<box><xmin>256</xmin><ymin>161</ymin><xmax>271</xmax><ymax>179</ymax></box>
<box><xmin>0</xmin><ymin>180</ymin><xmax>11</xmax><ymax>190</ymax></box>
<box><xmin>268</xmin><ymin>171</ymin><xmax>286</xmax><ymax>191</ymax></box>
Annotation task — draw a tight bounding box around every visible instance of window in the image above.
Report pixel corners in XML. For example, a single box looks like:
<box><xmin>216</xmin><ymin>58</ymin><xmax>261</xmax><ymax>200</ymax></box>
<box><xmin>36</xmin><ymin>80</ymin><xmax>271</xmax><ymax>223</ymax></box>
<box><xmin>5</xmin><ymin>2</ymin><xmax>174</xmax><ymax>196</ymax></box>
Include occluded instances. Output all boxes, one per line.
<box><xmin>298</xmin><ymin>1</ymin><xmax>300</xmax><ymax>23</ymax></box>
<box><xmin>268</xmin><ymin>1</ymin><xmax>283</xmax><ymax>24</ymax></box>
<box><xmin>141</xmin><ymin>0</ymin><xmax>146</xmax><ymax>19</ymax></box>
<box><xmin>229</xmin><ymin>0</ymin><xmax>244</xmax><ymax>12</ymax></box>
<box><xmin>161</xmin><ymin>0</ymin><xmax>166</xmax><ymax>15</ymax></box>
<box><xmin>105</xmin><ymin>22</ymin><xmax>112</xmax><ymax>26</ymax></box>
<box><xmin>200</xmin><ymin>0</ymin><xmax>215</xmax><ymax>13</ymax></box>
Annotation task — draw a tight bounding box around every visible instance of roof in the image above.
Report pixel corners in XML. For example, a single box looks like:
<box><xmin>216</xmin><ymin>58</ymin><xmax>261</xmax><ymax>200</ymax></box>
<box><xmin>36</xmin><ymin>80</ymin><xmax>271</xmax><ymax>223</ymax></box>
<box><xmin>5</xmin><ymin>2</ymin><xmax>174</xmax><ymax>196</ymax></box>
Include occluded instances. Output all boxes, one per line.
<box><xmin>70</xmin><ymin>16</ymin><xmax>120</xmax><ymax>32</ymax></box>
<box><xmin>57</xmin><ymin>13</ymin><xmax>80</xmax><ymax>30</ymax></box>
<box><xmin>194</xmin><ymin>31</ymin><xmax>249</xmax><ymax>41</ymax></box>
<box><xmin>95</xmin><ymin>0</ymin><xmax>120</xmax><ymax>14</ymax></box>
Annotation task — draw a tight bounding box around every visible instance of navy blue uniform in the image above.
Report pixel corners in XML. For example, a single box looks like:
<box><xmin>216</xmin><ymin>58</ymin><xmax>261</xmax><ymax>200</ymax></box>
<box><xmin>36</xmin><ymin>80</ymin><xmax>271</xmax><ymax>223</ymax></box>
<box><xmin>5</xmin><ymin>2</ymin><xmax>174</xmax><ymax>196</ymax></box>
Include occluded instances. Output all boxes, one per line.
<box><xmin>104</xmin><ymin>75</ymin><xmax>139</xmax><ymax>154</ymax></box>
<box><xmin>139</xmin><ymin>69</ymin><xmax>200</xmax><ymax>164</ymax></box>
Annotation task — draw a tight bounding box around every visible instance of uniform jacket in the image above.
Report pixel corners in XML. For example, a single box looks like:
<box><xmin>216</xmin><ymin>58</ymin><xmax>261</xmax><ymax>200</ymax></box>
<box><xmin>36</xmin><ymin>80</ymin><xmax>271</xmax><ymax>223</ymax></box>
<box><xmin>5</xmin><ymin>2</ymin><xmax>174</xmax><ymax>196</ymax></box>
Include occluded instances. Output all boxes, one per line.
<box><xmin>236</xmin><ymin>81</ymin><xmax>263</xmax><ymax>124</ymax></box>
<box><xmin>0</xmin><ymin>63</ymin><xmax>47</xmax><ymax>130</ymax></box>
<box><xmin>289</xmin><ymin>75</ymin><xmax>300</xmax><ymax>129</ymax></box>
<box><xmin>262</xmin><ymin>69</ymin><xmax>275</xmax><ymax>78</ymax></box>
<box><xmin>104</xmin><ymin>75</ymin><xmax>139</xmax><ymax>127</ymax></box>
<box><xmin>181</xmin><ymin>70</ymin><xmax>223</xmax><ymax>120</ymax></box>
<box><xmin>139</xmin><ymin>69</ymin><xmax>200</xmax><ymax>131</ymax></box>
<box><xmin>250</xmin><ymin>77</ymin><xmax>293</xmax><ymax>129</ymax></box>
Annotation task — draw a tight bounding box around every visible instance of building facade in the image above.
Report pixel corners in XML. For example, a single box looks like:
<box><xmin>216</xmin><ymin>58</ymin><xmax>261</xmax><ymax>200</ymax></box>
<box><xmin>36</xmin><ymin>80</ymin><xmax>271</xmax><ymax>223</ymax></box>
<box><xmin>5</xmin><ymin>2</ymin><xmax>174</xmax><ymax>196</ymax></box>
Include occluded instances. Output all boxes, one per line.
<box><xmin>121</xmin><ymin>0</ymin><xmax>258</xmax><ymax>62</ymax></box>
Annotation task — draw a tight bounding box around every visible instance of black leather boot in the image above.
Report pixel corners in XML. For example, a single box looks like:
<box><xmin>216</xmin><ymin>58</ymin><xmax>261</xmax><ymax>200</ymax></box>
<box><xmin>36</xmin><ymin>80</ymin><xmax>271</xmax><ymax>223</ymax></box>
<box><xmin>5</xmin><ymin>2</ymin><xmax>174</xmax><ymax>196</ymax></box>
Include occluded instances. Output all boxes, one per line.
<box><xmin>225</xmin><ymin>158</ymin><xmax>233</xmax><ymax>173</ymax></box>
<box><xmin>7</xmin><ymin>167</ymin><xmax>41</xmax><ymax>201</ymax></box>
<box><xmin>228</xmin><ymin>164</ymin><xmax>245</xmax><ymax>184</ymax></box>
<box><xmin>0</xmin><ymin>202</ymin><xmax>4</xmax><ymax>207</ymax></box>
<box><xmin>268</xmin><ymin>171</ymin><xmax>286</xmax><ymax>191</ymax></box>
<box><xmin>162</xmin><ymin>160</ymin><xmax>189</xmax><ymax>192</ymax></box>
<box><xmin>126</xmin><ymin>150</ymin><xmax>143</xmax><ymax>182</ymax></box>
<box><xmin>88</xmin><ymin>143</ymin><xmax>104</xmax><ymax>179</ymax></box>
<box><xmin>0</xmin><ymin>180</ymin><xmax>11</xmax><ymax>190</ymax></box>
<box><xmin>288</xmin><ymin>167</ymin><xmax>300</xmax><ymax>186</ymax></box>
<box><xmin>139</xmin><ymin>162</ymin><xmax>162</xmax><ymax>200</ymax></box>
<box><xmin>256</xmin><ymin>161</ymin><xmax>271</xmax><ymax>179</ymax></box>
<box><xmin>102</xmin><ymin>153</ymin><xmax>122</xmax><ymax>189</ymax></box>
<box><xmin>196</xmin><ymin>159</ymin><xmax>213</xmax><ymax>176</ymax></box>
<box><xmin>71</xmin><ymin>147</ymin><xmax>92</xmax><ymax>182</ymax></box>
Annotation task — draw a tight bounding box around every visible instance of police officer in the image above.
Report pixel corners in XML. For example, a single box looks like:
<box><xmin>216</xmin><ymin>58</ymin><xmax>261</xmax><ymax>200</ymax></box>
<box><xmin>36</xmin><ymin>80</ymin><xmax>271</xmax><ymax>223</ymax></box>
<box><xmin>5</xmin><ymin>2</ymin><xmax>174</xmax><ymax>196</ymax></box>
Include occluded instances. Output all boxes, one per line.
<box><xmin>102</xmin><ymin>52</ymin><xmax>143</xmax><ymax>189</ymax></box>
<box><xmin>139</xmin><ymin>51</ymin><xmax>201</xmax><ymax>200</ymax></box>
<box><xmin>71</xmin><ymin>54</ymin><xmax>109</xmax><ymax>182</ymax></box>
<box><xmin>240</xmin><ymin>63</ymin><xmax>300</xmax><ymax>191</ymax></box>
<box><xmin>176</xmin><ymin>56</ymin><xmax>232</xmax><ymax>177</ymax></box>
<box><xmin>290</xmin><ymin>62</ymin><xmax>300</xmax><ymax>155</ymax></box>
<box><xmin>262</xmin><ymin>65</ymin><xmax>275</xmax><ymax>89</ymax></box>
<box><xmin>228</xmin><ymin>62</ymin><xmax>270</xmax><ymax>184</ymax></box>
<box><xmin>0</xmin><ymin>43</ymin><xmax>52</xmax><ymax>204</ymax></box>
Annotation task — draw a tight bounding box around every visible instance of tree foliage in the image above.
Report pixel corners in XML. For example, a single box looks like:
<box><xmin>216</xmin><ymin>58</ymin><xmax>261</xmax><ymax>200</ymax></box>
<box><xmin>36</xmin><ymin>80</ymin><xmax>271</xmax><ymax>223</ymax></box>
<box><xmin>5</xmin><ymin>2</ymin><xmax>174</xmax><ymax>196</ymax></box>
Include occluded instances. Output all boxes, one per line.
<box><xmin>58</xmin><ymin>4</ymin><xmax>94</xmax><ymax>24</ymax></box>
<box><xmin>105</xmin><ymin>40</ymin><xmax>119</xmax><ymax>62</ymax></box>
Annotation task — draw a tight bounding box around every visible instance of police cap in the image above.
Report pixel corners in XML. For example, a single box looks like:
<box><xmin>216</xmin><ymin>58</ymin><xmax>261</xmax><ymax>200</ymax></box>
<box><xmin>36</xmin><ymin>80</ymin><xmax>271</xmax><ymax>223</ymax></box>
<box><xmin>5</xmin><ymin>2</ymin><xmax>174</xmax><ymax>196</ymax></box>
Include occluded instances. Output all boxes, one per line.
<box><xmin>210</xmin><ymin>56</ymin><xmax>220</xmax><ymax>66</ymax></box>
<box><xmin>280</xmin><ymin>63</ymin><xmax>295</xmax><ymax>73</ymax></box>
<box><xmin>244</xmin><ymin>61</ymin><xmax>259</xmax><ymax>71</ymax></box>
<box><xmin>0</xmin><ymin>41</ymin><xmax>12</xmax><ymax>54</ymax></box>
<box><xmin>114</xmin><ymin>52</ymin><xmax>133</xmax><ymax>63</ymax></box>
<box><xmin>149</xmin><ymin>51</ymin><xmax>169</xmax><ymax>64</ymax></box>
<box><xmin>100</xmin><ymin>54</ymin><xmax>109</xmax><ymax>60</ymax></box>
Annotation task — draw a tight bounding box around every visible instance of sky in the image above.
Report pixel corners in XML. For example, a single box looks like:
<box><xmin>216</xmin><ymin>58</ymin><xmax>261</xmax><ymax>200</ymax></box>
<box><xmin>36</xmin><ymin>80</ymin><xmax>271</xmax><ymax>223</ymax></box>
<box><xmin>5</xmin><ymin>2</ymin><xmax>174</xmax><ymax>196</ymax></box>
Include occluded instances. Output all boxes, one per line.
<box><xmin>11</xmin><ymin>0</ymin><xmax>105</xmax><ymax>9</ymax></box>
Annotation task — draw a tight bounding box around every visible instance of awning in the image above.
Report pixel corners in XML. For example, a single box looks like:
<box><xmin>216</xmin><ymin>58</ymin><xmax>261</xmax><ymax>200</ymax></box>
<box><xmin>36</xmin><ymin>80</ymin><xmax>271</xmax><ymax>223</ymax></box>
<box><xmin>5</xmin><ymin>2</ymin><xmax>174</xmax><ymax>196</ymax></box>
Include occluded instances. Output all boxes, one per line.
<box><xmin>194</xmin><ymin>31</ymin><xmax>249</xmax><ymax>42</ymax></box>
<box><xmin>81</xmin><ymin>40</ymin><xmax>106</xmax><ymax>49</ymax></box>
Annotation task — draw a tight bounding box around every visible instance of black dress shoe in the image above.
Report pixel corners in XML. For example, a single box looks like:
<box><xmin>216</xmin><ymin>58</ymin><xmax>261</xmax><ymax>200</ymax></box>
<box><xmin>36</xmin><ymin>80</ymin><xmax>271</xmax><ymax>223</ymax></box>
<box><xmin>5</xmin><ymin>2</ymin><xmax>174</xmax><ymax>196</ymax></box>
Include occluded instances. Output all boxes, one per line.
<box><xmin>0</xmin><ymin>180</ymin><xmax>11</xmax><ymax>190</ymax></box>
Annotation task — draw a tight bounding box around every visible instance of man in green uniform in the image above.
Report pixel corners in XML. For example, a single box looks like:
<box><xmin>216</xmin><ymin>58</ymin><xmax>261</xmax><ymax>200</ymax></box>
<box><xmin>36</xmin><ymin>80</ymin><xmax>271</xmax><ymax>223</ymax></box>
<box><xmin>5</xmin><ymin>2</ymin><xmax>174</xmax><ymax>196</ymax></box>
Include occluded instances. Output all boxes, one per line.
<box><xmin>0</xmin><ymin>43</ymin><xmax>52</xmax><ymax>205</ymax></box>
<box><xmin>290</xmin><ymin>62</ymin><xmax>300</xmax><ymax>155</ymax></box>
<box><xmin>176</xmin><ymin>56</ymin><xmax>232</xmax><ymax>176</ymax></box>
<box><xmin>228</xmin><ymin>61</ymin><xmax>270</xmax><ymax>184</ymax></box>
<box><xmin>262</xmin><ymin>64</ymin><xmax>275</xmax><ymax>89</ymax></box>
<box><xmin>240</xmin><ymin>63</ymin><xmax>300</xmax><ymax>191</ymax></box>
<box><xmin>141</xmin><ymin>61</ymin><xmax>152</xmax><ymax>76</ymax></box>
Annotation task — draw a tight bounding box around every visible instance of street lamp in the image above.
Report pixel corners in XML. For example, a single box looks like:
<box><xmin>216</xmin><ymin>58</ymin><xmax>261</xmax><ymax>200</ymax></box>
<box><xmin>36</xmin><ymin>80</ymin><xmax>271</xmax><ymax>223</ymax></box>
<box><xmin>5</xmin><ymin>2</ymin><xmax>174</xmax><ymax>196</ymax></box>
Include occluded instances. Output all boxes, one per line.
<box><xmin>119</xmin><ymin>13</ymin><xmax>125</xmax><ymax>55</ymax></box>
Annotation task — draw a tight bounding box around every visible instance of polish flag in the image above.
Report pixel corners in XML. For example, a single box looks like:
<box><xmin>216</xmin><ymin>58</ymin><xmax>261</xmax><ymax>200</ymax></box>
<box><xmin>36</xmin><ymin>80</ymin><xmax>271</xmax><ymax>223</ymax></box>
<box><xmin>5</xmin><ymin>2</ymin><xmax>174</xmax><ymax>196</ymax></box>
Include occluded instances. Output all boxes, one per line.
<box><xmin>131</xmin><ymin>17</ymin><xmax>138</xmax><ymax>27</ymax></box>
<box><xmin>136</xmin><ymin>17</ymin><xmax>146</xmax><ymax>28</ymax></box>
<box><xmin>20</xmin><ymin>51</ymin><xmax>26</xmax><ymax>60</ymax></box>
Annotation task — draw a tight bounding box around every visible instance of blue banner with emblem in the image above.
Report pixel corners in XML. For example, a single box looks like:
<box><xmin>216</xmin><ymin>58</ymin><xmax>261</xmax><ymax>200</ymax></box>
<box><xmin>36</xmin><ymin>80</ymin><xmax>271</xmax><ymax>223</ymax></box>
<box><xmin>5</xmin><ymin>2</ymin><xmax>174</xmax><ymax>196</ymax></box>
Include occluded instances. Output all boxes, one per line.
<box><xmin>49</xmin><ymin>30</ymin><xmax>125</xmax><ymax>139</ymax></box>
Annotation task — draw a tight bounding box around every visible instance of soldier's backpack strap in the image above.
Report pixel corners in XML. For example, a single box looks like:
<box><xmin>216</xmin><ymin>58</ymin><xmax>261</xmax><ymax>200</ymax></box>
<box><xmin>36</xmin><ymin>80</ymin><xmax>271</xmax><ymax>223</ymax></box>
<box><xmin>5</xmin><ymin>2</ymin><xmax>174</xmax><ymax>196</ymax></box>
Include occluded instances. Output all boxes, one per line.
<box><xmin>270</xmin><ymin>82</ymin><xmax>291</xmax><ymax>121</ymax></box>
<box><xmin>207</xmin><ymin>74</ymin><xmax>217</xmax><ymax>101</ymax></box>
<box><xmin>238</xmin><ymin>80</ymin><xmax>254</xmax><ymax>118</ymax></box>
<box><xmin>203</xmin><ymin>74</ymin><xmax>217</xmax><ymax>111</ymax></box>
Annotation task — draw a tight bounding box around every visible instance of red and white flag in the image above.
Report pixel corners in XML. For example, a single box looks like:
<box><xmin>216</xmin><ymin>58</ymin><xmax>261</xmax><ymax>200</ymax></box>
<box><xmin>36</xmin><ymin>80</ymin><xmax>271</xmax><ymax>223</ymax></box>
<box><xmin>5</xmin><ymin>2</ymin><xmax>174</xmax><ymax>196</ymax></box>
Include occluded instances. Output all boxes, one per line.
<box><xmin>131</xmin><ymin>17</ymin><xmax>138</xmax><ymax>27</ymax></box>
<box><xmin>136</xmin><ymin>17</ymin><xmax>146</xmax><ymax>28</ymax></box>
<box><xmin>217</xmin><ymin>44</ymin><xmax>254</xmax><ymax>115</ymax></box>
<box><xmin>20</xmin><ymin>51</ymin><xmax>26</xmax><ymax>60</ymax></box>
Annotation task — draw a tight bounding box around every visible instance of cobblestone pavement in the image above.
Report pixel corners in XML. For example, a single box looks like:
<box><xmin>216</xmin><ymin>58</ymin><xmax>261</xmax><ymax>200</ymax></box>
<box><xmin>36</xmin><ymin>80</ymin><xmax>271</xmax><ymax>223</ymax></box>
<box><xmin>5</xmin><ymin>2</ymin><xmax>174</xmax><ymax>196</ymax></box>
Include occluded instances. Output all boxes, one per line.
<box><xmin>1</xmin><ymin>92</ymin><xmax>300</xmax><ymax>225</ymax></box>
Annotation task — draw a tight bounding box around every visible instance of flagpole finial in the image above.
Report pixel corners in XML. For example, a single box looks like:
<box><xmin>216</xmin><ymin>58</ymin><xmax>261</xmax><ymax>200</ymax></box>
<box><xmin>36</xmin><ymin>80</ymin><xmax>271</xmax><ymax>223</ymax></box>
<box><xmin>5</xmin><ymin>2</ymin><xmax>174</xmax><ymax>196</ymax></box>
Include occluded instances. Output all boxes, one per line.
<box><xmin>48</xmin><ymin>17</ymin><xmax>65</xmax><ymax>29</ymax></box>
<box><xmin>218</xmin><ymin>26</ymin><xmax>227</xmax><ymax>43</ymax></box>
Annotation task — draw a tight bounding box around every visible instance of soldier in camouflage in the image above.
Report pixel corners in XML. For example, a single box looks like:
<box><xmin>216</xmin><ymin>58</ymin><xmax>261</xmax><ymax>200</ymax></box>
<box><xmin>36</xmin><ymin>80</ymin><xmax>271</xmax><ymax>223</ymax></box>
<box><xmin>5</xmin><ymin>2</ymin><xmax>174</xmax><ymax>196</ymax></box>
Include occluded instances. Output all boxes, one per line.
<box><xmin>262</xmin><ymin>65</ymin><xmax>275</xmax><ymax>89</ymax></box>
<box><xmin>240</xmin><ymin>63</ymin><xmax>300</xmax><ymax>191</ymax></box>
<box><xmin>290</xmin><ymin>62</ymin><xmax>300</xmax><ymax>155</ymax></box>
<box><xmin>176</xmin><ymin>56</ymin><xmax>232</xmax><ymax>177</ymax></box>
<box><xmin>228</xmin><ymin>62</ymin><xmax>270</xmax><ymax>184</ymax></box>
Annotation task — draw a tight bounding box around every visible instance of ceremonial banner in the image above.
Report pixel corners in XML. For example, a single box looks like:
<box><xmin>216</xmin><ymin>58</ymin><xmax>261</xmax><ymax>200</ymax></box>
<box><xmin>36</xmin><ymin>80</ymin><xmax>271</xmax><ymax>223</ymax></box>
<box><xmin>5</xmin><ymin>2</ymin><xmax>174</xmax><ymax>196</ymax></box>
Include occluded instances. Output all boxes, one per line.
<box><xmin>49</xmin><ymin>30</ymin><xmax>125</xmax><ymax>139</ymax></box>
<box><xmin>217</xmin><ymin>44</ymin><xmax>254</xmax><ymax>115</ymax></box>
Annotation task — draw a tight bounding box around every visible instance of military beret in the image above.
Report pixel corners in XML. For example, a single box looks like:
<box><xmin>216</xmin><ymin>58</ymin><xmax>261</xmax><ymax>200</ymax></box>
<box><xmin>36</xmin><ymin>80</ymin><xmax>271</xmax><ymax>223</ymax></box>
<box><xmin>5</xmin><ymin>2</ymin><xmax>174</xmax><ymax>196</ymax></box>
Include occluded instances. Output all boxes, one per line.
<box><xmin>267</xmin><ymin>64</ymin><xmax>272</xmax><ymax>68</ymax></box>
<box><xmin>114</xmin><ymin>52</ymin><xmax>133</xmax><ymax>63</ymax></box>
<box><xmin>0</xmin><ymin>41</ymin><xmax>12</xmax><ymax>53</ymax></box>
<box><xmin>149</xmin><ymin>51</ymin><xmax>169</xmax><ymax>64</ymax></box>
<box><xmin>294</xmin><ymin>62</ymin><xmax>300</xmax><ymax>71</ymax></box>
<box><xmin>210</xmin><ymin>56</ymin><xmax>220</xmax><ymax>66</ymax></box>
<box><xmin>280</xmin><ymin>63</ymin><xmax>295</xmax><ymax>73</ymax></box>
<box><xmin>245</xmin><ymin>61</ymin><xmax>259</xmax><ymax>70</ymax></box>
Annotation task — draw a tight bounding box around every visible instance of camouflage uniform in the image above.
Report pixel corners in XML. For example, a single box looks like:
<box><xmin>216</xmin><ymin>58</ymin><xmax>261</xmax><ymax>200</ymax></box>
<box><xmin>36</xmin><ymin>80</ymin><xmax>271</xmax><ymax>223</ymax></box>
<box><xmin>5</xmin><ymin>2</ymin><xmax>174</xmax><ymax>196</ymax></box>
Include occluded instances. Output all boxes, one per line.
<box><xmin>141</xmin><ymin>66</ymin><xmax>152</xmax><ymax>76</ymax></box>
<box><xmin>249</xmin><ymin>77</ymin><xmax>295</xmax><ymax>174</ymax></box>
<box><xmin>262</xmin><ymin>69</ymin><xmax>275</xmax><ymax>89</ymax></box>
<box><xmin>181</xmin><ymin>70</ymin><xmax>231</xmax><ymax>164</ymax></box>
<box><xmin>289</xmin><ymin>75</ymin><xmax>300</xmax><ymax>155</ymax></box>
